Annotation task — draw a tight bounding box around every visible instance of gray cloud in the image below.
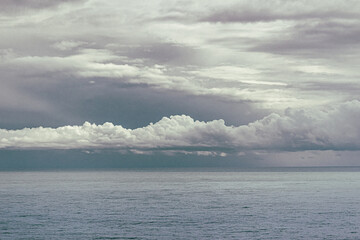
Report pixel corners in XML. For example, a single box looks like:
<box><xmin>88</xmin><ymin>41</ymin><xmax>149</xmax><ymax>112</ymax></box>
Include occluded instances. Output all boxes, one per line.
<box><xmin>0</xmin><ymin>0</ymin><xmax>86</xmax><ymax>15</ymax></box>
<box><xmin>1</xmin><ymin>0</ymin><xmax>359</xmax><ymax>112</ymax></box>
<box><xmin>122</xmin><ymin>42</ymin><xmax>206</xmax><ymax>66</ymax></box>
<box><xmin>0</xmin><ymin>101</ymin><xmax>359</xmax><ymax>152</ymax></box>
<box><xmin>200</xmin><ymin>8</ymin><xmax>359</xmax><ymax>24</ymax></box>
<box><xmin>193</xmin><ymin>0</ymin><xmax>360</xmax><ymax>62</ymax></box>
<box><xmin>0</xmin><ymin>48</ymin><xmax>291</xmax><ymax>106</ymax></box>
<box><xmin>251</xmin><ymin>21</ymin><xmax>360</xmax><ymax>57</ymax></box>
<box><xmin>199</xmin><ymin>0</ymin><xmax>360</xmax><ymax>23</ymax></box>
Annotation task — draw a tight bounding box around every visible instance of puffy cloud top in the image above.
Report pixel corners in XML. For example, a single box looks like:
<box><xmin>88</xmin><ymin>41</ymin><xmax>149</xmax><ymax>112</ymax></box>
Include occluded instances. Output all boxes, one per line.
<box><xmin>0</xmin><ymin>101</ymin><xmax>359</xmax><ymax>152</ymax></box>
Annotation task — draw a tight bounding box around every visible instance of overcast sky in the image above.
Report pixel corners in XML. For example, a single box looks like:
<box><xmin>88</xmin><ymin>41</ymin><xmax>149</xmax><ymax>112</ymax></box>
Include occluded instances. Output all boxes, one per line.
<box><xmin>1</xmin><ymin>0</ymin><xmax>360</xmax><ymax>168</ymax></box>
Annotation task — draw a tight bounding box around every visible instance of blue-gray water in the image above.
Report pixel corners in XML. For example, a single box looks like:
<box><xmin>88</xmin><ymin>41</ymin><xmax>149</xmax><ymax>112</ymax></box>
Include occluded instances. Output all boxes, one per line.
<box><xmin>1</xmin><ymin>168</ymin><xmax>360</xmax><ymax>239</ymax></box>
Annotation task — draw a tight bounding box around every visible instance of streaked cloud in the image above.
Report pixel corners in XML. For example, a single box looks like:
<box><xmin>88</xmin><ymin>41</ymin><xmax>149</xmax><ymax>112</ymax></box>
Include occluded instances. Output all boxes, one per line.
<box><xmin>199</xmin><ymin>0</ymin><xmax>360</xmax><ymax>23</ymax></box>
<box><xmin>0</xmin><ymin>0</ymin><xmax>86</xmax><ymax>14</ymax></box>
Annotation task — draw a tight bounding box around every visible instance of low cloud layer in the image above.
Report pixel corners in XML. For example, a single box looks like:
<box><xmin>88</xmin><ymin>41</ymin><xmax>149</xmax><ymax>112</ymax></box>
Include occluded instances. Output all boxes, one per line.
<box><xmin>1</xmin><ymin>101</ymin><xmax>359</xmax><ymax>152</ymax></box>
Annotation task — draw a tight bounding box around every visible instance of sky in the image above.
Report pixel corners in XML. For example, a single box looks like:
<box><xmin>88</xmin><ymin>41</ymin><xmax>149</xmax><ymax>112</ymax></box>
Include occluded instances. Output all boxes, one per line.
<box><xmin>1</xmin><ymin>0</ymin><xmax>360</xmax><ymax>168</ymax></box>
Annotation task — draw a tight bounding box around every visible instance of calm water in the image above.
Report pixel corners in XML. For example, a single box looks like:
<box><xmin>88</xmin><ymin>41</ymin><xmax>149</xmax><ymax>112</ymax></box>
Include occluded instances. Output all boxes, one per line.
<box><xmin>1</xmin><ymin>168</ymin><xmax>360</xmax><ymax>239</ymax></box>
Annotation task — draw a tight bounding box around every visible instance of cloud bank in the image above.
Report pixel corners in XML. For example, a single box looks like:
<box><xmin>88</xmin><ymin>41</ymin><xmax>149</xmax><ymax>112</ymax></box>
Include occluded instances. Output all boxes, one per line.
<box><xmin>1</xmin><ymin>101</ymin><xmax>359</xmax><ymax>152</ymax></box>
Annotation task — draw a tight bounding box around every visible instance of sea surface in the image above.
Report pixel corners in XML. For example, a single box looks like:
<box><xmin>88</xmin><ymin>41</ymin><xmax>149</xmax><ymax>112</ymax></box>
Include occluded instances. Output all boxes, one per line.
<box><xmin>1</xmin><ymin>168</ymin><xmax>360</xmax><ymax>239</ymax></box>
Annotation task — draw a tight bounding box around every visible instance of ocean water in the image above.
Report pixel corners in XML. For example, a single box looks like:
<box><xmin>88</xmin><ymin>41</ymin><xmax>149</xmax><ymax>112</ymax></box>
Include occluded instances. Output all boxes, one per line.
<box><xmin>1</xmin><ymin>168</ymin><xmax>360</xmax><ymax>239</ymax></box>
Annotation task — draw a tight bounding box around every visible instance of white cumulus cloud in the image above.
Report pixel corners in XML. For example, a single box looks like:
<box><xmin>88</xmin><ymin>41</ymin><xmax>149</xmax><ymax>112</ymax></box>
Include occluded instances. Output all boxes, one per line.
<box><xmin>0</xmin><ymin>101</ymin><xmax>359</xmax><ymax>152</ymax></box>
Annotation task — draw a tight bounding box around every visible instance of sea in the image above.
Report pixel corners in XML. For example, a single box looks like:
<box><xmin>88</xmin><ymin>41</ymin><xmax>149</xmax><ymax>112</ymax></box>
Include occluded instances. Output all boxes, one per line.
<box><xmin>1</xmin><ymin>168</ymin><xmax>360</xmax><ymax>239</ymax></box>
